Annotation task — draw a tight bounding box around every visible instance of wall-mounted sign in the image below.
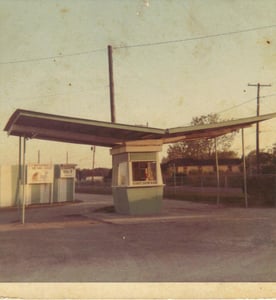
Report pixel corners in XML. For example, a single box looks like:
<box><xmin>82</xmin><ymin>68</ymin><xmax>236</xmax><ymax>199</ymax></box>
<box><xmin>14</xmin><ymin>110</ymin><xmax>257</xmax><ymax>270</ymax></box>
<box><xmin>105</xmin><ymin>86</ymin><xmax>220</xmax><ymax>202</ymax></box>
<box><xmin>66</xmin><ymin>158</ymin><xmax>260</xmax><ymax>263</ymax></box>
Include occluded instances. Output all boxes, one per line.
<box><xmin>27</xmin><ymin>164</ymin><xmax>54</xmax><ymax>184</ymax></box>
<box><xmin>60</xmin><ymin>165</ymin><xmax>76</xmax><ymax>178</ymax></box>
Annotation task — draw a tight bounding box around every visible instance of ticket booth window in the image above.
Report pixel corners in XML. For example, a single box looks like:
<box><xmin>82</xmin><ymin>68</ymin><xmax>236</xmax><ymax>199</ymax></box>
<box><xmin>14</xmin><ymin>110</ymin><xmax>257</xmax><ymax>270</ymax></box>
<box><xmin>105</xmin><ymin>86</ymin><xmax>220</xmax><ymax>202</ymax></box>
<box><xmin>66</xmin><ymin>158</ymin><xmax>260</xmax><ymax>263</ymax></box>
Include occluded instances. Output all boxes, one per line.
<box><xmin>132</xmin><ymin>161</ymin><xmax>157</xmax><ymax>185</ymax></box>
<box><xmin>118</xmin><ymin>162</ymin><xmax>128</xmax><ymax>186</ymax></box>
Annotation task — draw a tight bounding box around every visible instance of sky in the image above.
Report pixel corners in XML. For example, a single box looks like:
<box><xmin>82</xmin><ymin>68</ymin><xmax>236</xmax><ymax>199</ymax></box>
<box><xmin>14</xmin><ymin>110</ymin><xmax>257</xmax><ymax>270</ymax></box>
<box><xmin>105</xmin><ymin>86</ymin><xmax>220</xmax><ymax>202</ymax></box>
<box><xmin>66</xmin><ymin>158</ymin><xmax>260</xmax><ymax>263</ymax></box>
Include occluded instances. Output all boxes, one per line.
<box><xmin>0</xmin><ymin>0</ymin><xmax>275</xmax><ymax>169</ymax></box>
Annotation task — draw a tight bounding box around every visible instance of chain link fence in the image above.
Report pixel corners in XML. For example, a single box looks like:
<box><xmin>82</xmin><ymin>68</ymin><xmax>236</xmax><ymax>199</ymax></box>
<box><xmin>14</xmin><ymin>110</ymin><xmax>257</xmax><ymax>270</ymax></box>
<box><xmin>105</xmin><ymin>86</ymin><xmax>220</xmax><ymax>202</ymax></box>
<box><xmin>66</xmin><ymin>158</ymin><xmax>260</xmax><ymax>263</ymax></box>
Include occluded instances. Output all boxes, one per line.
<box><xmin>163</xmin><ymin>173</ymin><xmax>276</xmax><ymax>206</ymax></box>
<box><xmin>75</xmin><ymin>174</ymin><xmax>276</xmax><ymax>206</ymax></box>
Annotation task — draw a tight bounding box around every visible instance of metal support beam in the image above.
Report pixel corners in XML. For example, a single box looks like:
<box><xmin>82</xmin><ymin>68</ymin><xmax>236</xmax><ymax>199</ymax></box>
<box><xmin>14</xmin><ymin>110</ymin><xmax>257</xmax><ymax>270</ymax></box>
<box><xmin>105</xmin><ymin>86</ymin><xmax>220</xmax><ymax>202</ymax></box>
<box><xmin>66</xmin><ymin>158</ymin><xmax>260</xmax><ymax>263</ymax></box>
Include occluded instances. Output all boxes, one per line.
<box><xmin>22</xmin><ymin>137</ymin><xmax>26</xmax><ymax>224</ymax></box>
<box><xmin>16</xmin><ymin>137</ymin><xmax>22</xmax><ymax>208</ymax></box>
<box><xmin>242</xmin><ymin>129</ymin><xmax>248</xmax><ymax>208</ymax></box>
<box><xmin>215</xmin><ymin>137</ymin><xmax>220</xmax><ymax>206</ymax></box>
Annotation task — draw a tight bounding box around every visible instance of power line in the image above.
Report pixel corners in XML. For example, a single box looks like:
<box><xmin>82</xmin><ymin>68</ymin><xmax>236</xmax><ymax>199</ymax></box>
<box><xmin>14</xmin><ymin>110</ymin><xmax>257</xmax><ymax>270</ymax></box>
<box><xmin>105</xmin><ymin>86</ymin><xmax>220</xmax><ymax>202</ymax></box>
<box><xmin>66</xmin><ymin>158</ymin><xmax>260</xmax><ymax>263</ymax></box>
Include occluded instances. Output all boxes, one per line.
<box><xmin>0</xmin><ymin>48</ymin><xmax>105</xmax><ymax>65</ymax></box>
<box><xmin>217</xmin><ymin>92</ymin><xmax>276</xmax><ymax>115</ymax></box>
<box><xmin>1</xmin><ymin>24</ymin><xmax>276</xmax><ymax>65</ymax></box>
<box><xmin>13</xmin><ymin>89</ymin><xmax>102</xmax><ymax>101</ymax></box>
<box><xmin>114</xmin><ymin>24</ymin><xmax>276</xmax><ymax>50</ymax></box>
<box><xmin>261</xmin><ymin>92</ymin><xmax>276</xmax><ymax>99</ymax></box>
<box><xmin>217</xmin><ymin>97</ymin><xmax>258</xmax><ymax>114</ymax></box>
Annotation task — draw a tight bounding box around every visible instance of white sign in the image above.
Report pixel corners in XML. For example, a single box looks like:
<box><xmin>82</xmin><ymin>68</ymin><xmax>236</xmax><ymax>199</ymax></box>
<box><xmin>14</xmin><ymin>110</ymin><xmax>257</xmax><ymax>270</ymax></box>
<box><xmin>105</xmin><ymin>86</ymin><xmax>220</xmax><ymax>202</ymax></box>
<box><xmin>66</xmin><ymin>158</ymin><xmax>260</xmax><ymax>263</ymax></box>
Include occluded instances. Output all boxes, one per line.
<box><xmin>27</xmin><ymin>164</ymin><xmax>54</xmax><ymax>184</ymax></box>
<box><xmin>60</xmin><ymin>166</ymin><xmax>76</xmax><ymax>178</ymax></box>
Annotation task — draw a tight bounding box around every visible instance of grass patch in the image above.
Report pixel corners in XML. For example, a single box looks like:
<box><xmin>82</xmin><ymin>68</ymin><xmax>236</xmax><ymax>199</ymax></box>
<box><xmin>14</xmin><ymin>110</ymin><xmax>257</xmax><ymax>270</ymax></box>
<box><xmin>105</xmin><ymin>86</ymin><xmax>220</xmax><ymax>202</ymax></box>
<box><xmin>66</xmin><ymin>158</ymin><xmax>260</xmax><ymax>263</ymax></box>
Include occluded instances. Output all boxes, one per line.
<box><xmin>163</xmin><ymin>186</ymin><xmax>276</xmax><ymax>207</ymax></box>
<box><xmin>75</xmin><ymin>181</ymin><xmax>275</xmax><ymax>208</ymax></box>
<box><xmin>164</xmin><ymin>188</ymin><xmax>245</xmax><ymax>207</ymax></box>
<box><xmin>75</xmin><ymin>185</ymin><xmax>112</xmax><ymax>195</ymax></box>
<box><xmin>93</xmin><ymin>206</ymin><xmax>115</xmax><ymax>213</ymax></box>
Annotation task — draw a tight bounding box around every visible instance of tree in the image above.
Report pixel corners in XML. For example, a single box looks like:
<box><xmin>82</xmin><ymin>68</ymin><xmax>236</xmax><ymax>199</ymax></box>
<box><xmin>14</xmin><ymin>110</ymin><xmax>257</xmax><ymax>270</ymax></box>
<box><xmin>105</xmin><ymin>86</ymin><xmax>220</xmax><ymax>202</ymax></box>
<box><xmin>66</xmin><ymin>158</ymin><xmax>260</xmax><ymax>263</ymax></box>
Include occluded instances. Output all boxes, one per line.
<box><xmin>166</xmin><ymin>113</ymin><xmax>237</xmax><ymax>160</ymax></box>
<box><xmin>272</xmin><ymin>143</ymin><xmax>276</xmax><ymax>164</ymax></box>
<box><xmin>246</xmin><ymin>144</ymin><xmax>276</xmax><ymax>174</ymax></box>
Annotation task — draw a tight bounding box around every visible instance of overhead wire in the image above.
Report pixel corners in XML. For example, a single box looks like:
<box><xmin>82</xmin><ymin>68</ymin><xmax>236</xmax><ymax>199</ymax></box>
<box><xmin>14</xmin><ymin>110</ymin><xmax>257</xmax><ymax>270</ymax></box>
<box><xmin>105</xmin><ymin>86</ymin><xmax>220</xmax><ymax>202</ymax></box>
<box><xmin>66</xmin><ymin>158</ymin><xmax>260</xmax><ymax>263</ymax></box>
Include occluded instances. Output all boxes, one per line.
<box><xmin>7</xmin><ymin>87</ymin><xmax>107</xmax><ymax>103</ymax></box>
<box><xmin>0</xmin><ymin>48</ymin><xmax>106</xmax><ymax>65</ymax></box>
<box><xmin>113</xmin><ymin>24</ymin><xmax>276</xmax><ymax>49</ymax></box>
<box><xmin>1</xmin><ymin>24</ymin><xmax>276</xmax><ymax>65</ymax></box>
<box><xmin>1</xmin><ymin>22</ymin><xmax>275</xmax><ymax>127</ymax></box>
<box><xmin>217</xmin><ymin>93</ymin><xmax>276</xmax><ymax>115</ymax></box>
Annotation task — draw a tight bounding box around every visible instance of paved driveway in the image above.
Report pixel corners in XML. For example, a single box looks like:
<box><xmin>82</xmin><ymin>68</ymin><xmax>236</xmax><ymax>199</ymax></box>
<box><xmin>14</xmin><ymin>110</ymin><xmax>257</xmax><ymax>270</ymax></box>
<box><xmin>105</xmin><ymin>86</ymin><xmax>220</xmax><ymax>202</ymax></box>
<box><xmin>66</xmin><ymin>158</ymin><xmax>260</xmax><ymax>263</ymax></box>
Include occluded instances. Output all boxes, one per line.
<box><xmin>0</xmin><ymin>193</ymin><xmax>276</xmax><ymax>282</ymax></box>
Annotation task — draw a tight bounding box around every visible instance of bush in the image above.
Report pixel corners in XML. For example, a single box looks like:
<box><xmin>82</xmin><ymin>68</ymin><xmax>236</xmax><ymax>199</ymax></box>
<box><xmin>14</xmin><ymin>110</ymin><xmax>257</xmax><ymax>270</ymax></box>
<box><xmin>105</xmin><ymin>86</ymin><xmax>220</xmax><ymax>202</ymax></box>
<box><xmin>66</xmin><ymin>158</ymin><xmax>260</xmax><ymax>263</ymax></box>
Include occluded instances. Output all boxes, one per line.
<box><xmin>247</xmin><ymin>175</ymin><xmax>276</xmax><ymax>206</ymax></box>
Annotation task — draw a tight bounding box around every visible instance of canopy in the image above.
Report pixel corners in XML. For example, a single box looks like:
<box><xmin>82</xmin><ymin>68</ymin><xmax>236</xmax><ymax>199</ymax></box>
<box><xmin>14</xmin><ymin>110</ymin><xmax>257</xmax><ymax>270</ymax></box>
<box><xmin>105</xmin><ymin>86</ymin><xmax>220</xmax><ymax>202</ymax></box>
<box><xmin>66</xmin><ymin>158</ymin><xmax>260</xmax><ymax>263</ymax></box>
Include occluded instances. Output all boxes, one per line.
<box><xmin>4</xmin><ymin>109</ymin><xmax>276</xmax><ymax>146</ymax></box>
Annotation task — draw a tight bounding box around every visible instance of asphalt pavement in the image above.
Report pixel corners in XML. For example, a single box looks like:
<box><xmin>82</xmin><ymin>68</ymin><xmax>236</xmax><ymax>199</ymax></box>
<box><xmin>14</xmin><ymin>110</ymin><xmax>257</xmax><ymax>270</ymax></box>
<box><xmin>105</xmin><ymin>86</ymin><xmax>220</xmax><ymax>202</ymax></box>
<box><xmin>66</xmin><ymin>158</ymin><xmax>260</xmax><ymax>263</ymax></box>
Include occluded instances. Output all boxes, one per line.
<box><xmin>0</xmin><ymin>193</ymin><xmax>276</xmax><ymax>283</ymax></box>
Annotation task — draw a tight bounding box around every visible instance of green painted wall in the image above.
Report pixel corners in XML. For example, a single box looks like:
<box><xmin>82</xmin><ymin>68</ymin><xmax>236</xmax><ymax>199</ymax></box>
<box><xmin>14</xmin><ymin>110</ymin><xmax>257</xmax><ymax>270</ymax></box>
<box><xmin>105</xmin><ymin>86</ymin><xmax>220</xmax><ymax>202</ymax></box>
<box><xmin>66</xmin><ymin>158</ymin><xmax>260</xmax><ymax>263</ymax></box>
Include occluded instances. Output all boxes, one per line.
<box><xmin>30</xmin><ymin>185</ymin><xmax>41</xmax><ymax>204</ymax></box>
<box><xmin>0</xmin><ymin>165</ymin><xmax>19</xmax><ymax>207</ymax></box>
<box><xmin>53</xmin><ymin>178</ymin><xmax>74</xmax><ymax>202</ymax></box>
<box><xmin>11</xmin><ymin>165</ymin><xmax>20</xmax><ymax>206</ymax></box>
<box><xmin>112</xmin><ymin>185</ymin><xmax>163</xmax><ymax>215</ymax></box>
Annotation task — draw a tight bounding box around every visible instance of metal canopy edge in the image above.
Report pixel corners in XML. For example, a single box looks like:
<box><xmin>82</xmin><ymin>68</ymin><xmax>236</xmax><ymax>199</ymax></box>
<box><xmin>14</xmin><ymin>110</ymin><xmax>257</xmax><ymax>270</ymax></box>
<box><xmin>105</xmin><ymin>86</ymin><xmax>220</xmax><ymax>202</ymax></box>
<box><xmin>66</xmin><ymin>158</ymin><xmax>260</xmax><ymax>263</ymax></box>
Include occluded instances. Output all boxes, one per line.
<box><xmin>4</xmin><ymin>109</ymin><xmax>165</xmax><ymax>147</ymax></box>
<box><xmin>4</xmin><ymin>109</ymin><xmax>276</xmax><ymax>147</ymax></box>
<box><xmin>168</xmin><ymin>113</ymin><xmax>276</xmax><ymax>134</ymax></box>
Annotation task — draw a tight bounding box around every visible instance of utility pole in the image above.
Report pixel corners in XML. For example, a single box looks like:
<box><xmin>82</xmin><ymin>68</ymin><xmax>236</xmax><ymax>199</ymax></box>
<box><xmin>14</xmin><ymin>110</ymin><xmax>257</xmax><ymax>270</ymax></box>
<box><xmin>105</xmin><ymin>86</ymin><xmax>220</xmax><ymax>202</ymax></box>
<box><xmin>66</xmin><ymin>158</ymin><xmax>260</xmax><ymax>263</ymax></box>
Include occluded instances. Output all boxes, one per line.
<box><xmin>108</xmin><ymin>45</ymin><xmax>116</xmax><ymax>123</ymax></box>
<box><xmin>91</xmin><ymin>146</ymin><xmax>96</xmax><ymax>169</ymax></box>
<box><xmin>248</xmin><ymin>83</ymin><xmax>271</xmax><ymax>174</ymax></box>
<box><xmin>91</xmin><ymin>146</ymin><xmax>96</xmax><ymax>182</ymax></box>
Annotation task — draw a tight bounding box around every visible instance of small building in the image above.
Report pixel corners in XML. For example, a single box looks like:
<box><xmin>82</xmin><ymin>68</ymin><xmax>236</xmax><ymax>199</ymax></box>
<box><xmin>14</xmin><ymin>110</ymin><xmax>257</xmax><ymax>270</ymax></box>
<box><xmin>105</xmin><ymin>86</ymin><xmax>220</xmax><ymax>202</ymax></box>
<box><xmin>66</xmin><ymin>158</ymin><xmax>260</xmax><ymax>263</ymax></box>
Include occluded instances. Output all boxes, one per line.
<box><xmin>162</xmin><ymin>158</ymin><xmax>242</xmax><ymax>177</ymax></box>
<box><xmin>0</xmin><ymin>163</ymin><xmax>77</xmax><ymax>208</ymax></box>
<box><xmin>111</xmin><ymin>143</ymin><xmax>164</xmax><ymax>215</ymax></box>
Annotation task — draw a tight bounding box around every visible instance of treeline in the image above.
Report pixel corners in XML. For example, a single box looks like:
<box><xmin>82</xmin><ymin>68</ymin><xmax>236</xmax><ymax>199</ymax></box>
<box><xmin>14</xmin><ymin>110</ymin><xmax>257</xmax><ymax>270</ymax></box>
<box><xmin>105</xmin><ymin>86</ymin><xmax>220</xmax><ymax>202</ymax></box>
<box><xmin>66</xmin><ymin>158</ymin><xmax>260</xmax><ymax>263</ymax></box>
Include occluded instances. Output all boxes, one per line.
<box><xmin>76</xmin><ymin>168</ymin><xmax>111</xmax><ymax>181</ymax></box>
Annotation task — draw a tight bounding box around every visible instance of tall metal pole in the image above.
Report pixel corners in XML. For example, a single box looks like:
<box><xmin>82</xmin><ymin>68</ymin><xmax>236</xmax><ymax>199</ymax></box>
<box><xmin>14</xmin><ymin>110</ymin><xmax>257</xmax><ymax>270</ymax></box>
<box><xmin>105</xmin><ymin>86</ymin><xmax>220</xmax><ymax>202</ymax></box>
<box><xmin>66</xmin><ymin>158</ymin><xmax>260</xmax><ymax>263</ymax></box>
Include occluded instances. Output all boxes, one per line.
<box><xmin>22</xmin><ymin>137</ymin><xmax>26</xmax><ymax>224</ymax></box>
<box><xmin>108</xmin><ymin>45</ymin><xmax>116</xmax><ymax>123</ymax></box>
<box><xmin>16</xmin><ymin>137</ymin><xmax>22</xmax><ymax>208</ymax></box>
<box><xmin>93</xmin><ymin>146</ymin><xmax>96</xmax><ymax>170</ymax></box>
<box><xmin>215</xmin><ymin>137</ymin><xmax>220</xmax><ymax>206</ymax></box>
<box><xmin>91</xmin><ymin>146</ymin><xmax>96</xmax><ymax>182</ymax></box>
<box><xmin>248</xmin><ymin>83</ymin><xmax>271</xmax><ymax>174</ymax></box>
<box><xmin>242</xmin><ymin>129</ymin><xmax>248</xmax><ymax>208</ymax></box>
<box><xmin>19</xmin><ymin>137</ymin><xmax>22</xmax><ymax>177</ymax></box>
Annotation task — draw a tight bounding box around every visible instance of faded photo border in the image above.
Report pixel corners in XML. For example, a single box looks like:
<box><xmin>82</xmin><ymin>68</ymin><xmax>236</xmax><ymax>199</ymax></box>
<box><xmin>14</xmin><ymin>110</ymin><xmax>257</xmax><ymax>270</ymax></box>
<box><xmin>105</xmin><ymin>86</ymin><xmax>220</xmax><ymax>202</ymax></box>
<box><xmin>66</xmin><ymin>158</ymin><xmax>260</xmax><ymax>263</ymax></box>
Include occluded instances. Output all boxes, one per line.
<box><xmin>1</xmin><ymin>0</ymin><xmax>276</xmax><ymax>299</ymax></box>
<box><xmin>0</xmin><ymin>283</ymin><xmax>276</xmax><ymax>299</ymax></box>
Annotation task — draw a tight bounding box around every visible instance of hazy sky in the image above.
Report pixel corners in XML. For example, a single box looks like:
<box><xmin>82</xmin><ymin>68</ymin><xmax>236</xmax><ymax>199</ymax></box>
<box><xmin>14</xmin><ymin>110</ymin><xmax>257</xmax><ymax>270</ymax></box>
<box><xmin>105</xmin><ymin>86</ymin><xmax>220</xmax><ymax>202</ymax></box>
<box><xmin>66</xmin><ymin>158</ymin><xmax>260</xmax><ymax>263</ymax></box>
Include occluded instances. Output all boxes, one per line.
<box><xmin>0</xmin><ymin>0</ymin><xmax>275</xmax><ymax>168</ymax></box>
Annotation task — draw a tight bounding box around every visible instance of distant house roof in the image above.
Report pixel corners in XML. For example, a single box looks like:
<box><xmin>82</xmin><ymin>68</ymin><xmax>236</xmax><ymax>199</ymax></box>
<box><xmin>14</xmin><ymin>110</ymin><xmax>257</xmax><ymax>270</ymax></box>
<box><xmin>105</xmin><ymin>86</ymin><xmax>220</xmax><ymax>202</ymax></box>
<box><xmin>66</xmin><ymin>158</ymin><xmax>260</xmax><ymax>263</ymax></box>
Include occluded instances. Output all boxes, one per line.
<box><xmin>162</xmin><ymin>158</ymin><xmax>242</xmax><ymax>168</ymax></box>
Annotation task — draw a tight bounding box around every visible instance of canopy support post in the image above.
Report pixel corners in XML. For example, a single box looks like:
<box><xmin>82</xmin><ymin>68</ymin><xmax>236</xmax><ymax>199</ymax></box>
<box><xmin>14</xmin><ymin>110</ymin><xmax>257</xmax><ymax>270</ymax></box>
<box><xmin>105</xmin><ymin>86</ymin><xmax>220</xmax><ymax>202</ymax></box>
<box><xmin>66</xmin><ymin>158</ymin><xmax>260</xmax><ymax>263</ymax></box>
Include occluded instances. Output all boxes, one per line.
<box><xmin>242</xmin><ymin>129</ymin><xmax>248</xmax><ymax>208</ymax></box>
<box><xmin>22</xmin><ymin>137</ymin><xmax>27</xmax><ymax>224</ymax></box>
<box><xmin>215</xmin><ymin>137</ymin><xmax>220</xmax><ymax>206</ymax></box>
<box><xmin>16</xmin><ymin>137</ymin><xmax>22</xmax><ymax>209</ymax></box>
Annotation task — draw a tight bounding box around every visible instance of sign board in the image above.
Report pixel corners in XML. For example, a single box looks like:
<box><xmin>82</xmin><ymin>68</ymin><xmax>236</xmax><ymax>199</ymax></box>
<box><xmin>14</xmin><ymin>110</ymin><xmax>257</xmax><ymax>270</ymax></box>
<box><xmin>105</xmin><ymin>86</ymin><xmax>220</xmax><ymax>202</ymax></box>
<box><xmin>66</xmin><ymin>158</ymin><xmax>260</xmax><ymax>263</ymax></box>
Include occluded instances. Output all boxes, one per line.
<box><xmin>27</xmin><ymin>164</ymin><xmax>54</xmax><ymax>184</ymax></box>
<box><xmin>60</xmin><ymin>165</ymin><xmax>76</xmax><ymax>178</ymax></box>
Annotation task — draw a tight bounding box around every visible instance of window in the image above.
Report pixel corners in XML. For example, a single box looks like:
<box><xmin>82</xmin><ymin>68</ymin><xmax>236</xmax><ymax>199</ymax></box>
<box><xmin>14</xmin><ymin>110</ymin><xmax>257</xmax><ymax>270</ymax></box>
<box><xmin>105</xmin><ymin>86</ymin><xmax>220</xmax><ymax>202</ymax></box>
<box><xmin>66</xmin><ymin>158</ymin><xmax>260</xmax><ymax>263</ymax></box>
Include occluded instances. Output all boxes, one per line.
<box><xmin>132</xmin><ymin>161</ymin><xmax>157</xmax><ymax>185</ymax></box>
<box><xmin>118</xmin><ymin>162</ymin><xmax>128</xmax><ymax>186</ymax></box>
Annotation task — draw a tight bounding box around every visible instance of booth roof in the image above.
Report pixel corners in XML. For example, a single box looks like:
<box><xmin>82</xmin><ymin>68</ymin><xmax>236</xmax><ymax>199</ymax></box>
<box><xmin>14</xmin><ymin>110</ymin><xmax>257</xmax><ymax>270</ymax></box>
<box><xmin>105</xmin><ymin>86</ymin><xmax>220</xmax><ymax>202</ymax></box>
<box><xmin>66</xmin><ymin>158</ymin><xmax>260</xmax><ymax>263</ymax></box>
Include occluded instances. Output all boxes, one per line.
<box><xmin>4</xmin><ymin>109</ymin><xmax>276</xmax><ymax>147</ymax></box>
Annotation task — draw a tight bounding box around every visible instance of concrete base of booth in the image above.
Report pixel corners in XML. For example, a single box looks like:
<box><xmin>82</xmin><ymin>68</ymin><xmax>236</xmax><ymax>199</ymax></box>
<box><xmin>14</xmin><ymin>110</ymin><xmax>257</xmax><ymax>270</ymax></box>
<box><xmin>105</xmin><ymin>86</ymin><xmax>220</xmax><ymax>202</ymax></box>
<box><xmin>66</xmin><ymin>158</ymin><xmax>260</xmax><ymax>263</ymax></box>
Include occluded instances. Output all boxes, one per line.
<box><xmin>112</xmin><ymin>185</ymin><xmax>163</xmax><ymax>215</ymax></box>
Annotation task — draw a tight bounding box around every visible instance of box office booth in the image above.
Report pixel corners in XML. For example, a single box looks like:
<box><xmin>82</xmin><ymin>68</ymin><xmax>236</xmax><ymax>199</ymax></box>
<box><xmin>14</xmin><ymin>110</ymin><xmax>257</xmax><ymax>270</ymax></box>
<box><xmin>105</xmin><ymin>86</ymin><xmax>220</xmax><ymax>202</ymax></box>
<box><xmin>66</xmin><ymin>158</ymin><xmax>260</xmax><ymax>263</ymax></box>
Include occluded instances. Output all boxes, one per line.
<box><xmin>111</xmin><ymin>144</ymin><xmax>164</xmax><ymax>215</ymax></box>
